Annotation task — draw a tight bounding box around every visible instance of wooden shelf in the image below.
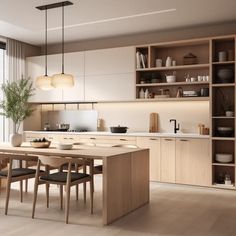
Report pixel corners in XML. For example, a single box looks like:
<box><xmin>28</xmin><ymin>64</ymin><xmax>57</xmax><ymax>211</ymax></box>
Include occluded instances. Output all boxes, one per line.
<box><xmin>212</xmin><ymin>83</ymin><xmax>235</xmax><ymax>87</ymax></box>
<box><xmin>212</xmin><ymin>137</ymin><xmax>235</xmax><ymax>141</ymax></box>
<box><xmin>212</xmin><ymin>116</ymin><xmax>235</xmax><ymax>119</ymax></box>
<box><xmin>212</xmin><ymin>61</ymin><xmax>235</xmax><ymax>65</ymax></box>
<box><xmin>212</xmin><ymin>163</ymin><xmax>235</xmax><ymax>167</ymax></box>
<box><xmin>136</xmin><ymin>97</ymin><xmax>209</xmax><ymax>102</ymax></box>
<box><xmin>136</xmin><ymin>81</ymin><xmax>209</xmax><ymax>87</ymax></box>
<box><xmin>136</xmin><ymin>63</ymin><xmax>210</xmax><ymax>72</ymax></box>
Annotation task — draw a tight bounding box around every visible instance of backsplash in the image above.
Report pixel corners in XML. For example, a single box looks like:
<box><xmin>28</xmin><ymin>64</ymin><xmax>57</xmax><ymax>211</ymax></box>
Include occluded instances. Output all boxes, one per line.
<box><xmin>23</xmin><ymin>101</ymin><xmax>209</xmax><ymax>134</ymax></box>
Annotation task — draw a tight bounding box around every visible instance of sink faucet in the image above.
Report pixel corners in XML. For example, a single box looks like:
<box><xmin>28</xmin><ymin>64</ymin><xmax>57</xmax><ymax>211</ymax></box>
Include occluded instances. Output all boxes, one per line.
<box><xmin>170</xmin><ymin>119</ymin><xmax>180</xmax><ymax>133</ymax></box>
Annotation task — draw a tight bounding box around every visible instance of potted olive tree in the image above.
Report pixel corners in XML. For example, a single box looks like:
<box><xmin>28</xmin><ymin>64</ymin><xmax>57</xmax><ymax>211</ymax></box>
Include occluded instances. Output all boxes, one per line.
<box><xmin>0</xmin><ymin>77</ymin><xmax>34</xmax><ymax>146</ymax></box>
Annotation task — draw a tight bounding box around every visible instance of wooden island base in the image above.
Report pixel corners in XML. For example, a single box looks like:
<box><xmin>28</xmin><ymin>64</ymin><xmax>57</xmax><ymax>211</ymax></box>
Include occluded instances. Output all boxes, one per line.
<box><xmin>0</xmin><ymin>143</ymin><xmax>149</xmax><ymax>225</ymax></box>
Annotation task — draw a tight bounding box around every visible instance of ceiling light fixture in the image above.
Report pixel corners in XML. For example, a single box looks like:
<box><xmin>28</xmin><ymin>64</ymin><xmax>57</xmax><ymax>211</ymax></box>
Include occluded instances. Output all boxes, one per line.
<box><xmin>51</xmin><ymin>2</ymin><xmax>74</xmax><ymax>88</ymax></box>
<box><xmin>36</xmin><ymin>1</ymin><xmax>74</xmax><ymax>89</ymax></box>
<box><xmin>35</xmin><ymin>7</ymin><xmax>53</xmax><ymax>91</ymax></box>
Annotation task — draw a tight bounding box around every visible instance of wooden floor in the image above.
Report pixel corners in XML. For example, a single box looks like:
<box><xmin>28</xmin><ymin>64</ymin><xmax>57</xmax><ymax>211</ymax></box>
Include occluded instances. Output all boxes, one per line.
<box><xmin>0</xmin><ymin>177</ymin><xmax>236</xmax><ymax>236</ymax></box>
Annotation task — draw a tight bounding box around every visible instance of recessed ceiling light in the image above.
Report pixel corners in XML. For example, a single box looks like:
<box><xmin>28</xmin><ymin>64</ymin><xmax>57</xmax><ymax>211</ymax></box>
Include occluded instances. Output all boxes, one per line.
<box><xmin>48</xmin><ymin>8</ymin><xmax>177</xmax><ymax>31</ymax></box>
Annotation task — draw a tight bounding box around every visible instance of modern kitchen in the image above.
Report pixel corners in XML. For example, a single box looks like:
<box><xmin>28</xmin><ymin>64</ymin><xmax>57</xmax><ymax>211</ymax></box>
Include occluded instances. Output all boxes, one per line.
<box><xmin>0</xmin><ymin>0</ymin><xmax>236</xmax><ymax>236</ymax></box>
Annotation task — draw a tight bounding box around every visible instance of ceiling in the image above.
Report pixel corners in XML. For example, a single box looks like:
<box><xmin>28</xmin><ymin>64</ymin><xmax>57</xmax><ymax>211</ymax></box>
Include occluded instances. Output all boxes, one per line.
<box><xmin>0</xmin><ymin>0</ymin><xmax>236</xmax><ymax>46</ymax></box>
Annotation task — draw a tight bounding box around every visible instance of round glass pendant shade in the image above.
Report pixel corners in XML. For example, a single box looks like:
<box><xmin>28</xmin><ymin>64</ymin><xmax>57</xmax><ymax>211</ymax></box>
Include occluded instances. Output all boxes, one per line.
<box><xmin>52</xmin><ymin>73</ymin><xmax>74</xmax><ymax>88</ymax></box>
<box><xmin>35</xmin><ymin>75</ymin><xmax>53</xmax><ymax>91</ymax></box>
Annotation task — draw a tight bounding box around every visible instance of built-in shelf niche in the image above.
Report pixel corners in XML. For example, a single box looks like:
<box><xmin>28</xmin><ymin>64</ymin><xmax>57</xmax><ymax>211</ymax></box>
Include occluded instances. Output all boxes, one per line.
<box><xmin>212</xmin><ymin>140</ymin><xmax>235</xmax><ymax>164</ymax></box>
<box><xmin>213</xmin><ymin>165</ymin><xmax>235</xmax><ymax>186</ymax></box>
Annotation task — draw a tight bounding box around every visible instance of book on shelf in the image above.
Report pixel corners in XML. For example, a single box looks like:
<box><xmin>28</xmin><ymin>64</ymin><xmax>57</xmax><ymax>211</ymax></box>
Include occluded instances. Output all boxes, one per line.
<box><xmin>136</xmin><ymin>51</ymin><xmax>147</xmax><ymax>69</ymax></box>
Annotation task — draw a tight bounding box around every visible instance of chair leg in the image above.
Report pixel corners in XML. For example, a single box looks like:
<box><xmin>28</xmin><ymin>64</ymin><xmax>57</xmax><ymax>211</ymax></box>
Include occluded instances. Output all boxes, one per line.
<box><xmin>20</xmin><ymin>180</ymin><xmax>23</xmax><ymax>203</ymax></box>
<box><xmin>32</xmin><ymin>181</ymin><xmax>39</xmax><ymax>219</ymax></box>
<box><xmin>60</xmin><ymin>185</ymin><xmax>63</xmax><ymax>210</ymax></box>
<box><xmin>46</xmin><ymin>183</ymin><xmax>49</xmax><ymax>208</ymax></box>
<box><xmin>90</xmin><ymin>180</ymin><xmax>94</xmax><ymax>214</ymax></box>
<box><xmin>65</xmin><ymin>185</ymin><xmax>71</xmax><ymax>224</ymax></box>
<box><xmin>5</xmin><ymin>179</ymin><xmax>11</xmax><ymax>215</ymax></box>
<box><xmin>83</xmin><ymin>182</ymin><xmax>86</xmax><ymax>204</ymax></box>
<box><xmin>76</xmin><ymin>185</ymin><xmax>79</xmax><ymax>201</ymax></box>
<box><xmin>25</xmin><ymin>179</ymin><xmax>28</xmax><ymax>193</ymax></box>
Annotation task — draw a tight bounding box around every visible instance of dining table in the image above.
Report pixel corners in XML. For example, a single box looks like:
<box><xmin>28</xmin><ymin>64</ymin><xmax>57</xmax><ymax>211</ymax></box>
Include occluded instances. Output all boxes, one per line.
<box><xmin>0</xmin><ymin>142</ymin><xmax>150</xmax><ymax>225</ymax></box>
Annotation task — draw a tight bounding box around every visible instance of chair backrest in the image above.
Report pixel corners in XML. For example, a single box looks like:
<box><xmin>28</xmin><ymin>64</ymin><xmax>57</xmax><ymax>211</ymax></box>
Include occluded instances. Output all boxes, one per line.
<box><xmin>112</xmin><ymin>144</ymin><xmax>139</xmax><ymax>148</ymax></box>
<box><xmin>37</xmin><ymin>155</ymin><xmax>91</xmax><ymax>168</ymax></box>
<box><xmin>37</xmin><ymin>155</ymin><xmax>69</xmax><ymax>168</ymax></box>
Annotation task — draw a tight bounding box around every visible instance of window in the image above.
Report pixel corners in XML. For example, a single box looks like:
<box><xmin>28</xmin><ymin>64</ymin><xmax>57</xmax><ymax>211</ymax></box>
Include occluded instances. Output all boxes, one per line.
<box><xmin>0</xmin><ymin>42</ymin><xmax>6</xmax><ymax>141</ymax></box>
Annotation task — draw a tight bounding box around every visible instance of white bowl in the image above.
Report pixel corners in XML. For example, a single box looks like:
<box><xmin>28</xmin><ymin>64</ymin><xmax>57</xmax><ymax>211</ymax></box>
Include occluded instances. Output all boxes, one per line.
<box><xmin>215</xmin><ymin>153</ymin><xmax>233</xmax><ymax>163</ymax></box>
<box><xmin>217</xmin><ymin>127</ymin><xmax>233</xmax><ymax>131</ymax></box>
<box><xmin>56</xmin><ymin>143</ymin><xmax>73</xmax><ymax>150</ymax></box>
<box><xmin>166</xmin><ymin>75</ymin><xmax>176</xmax><ymax>83</ymax></box>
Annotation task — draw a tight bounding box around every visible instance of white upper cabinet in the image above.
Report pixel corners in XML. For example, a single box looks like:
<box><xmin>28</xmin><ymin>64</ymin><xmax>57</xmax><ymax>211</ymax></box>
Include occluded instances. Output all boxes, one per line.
<box><xmin>84</xmin><ymin>46</ymin><xmax>135</xmax><ymax>101</ymax></box>
<box><xmin>26</xmin><ymin>52</ymin><xmax>85</xmax><ymax>102</ymax></box>
<box><xmin>85</xmin><ymin>46</ymin><xmax>135</xmax><ymax>76</ymax></box>
<box><xmin>26</xmin><ymin>46</ymin><xmax>135</xmax><ymax>102</ymax></box>
<box><xmin>62</xmin><ymin>52</ymin><xmax>85</xmax><ymax>101</ymax></box>
<box><xmin>26</xmin><ymin>56</ymin><xmax>63</xmax><ymax>103</ymax></box>
<box><xmin>84</xmin><ymin>73</ymin><xmax>135</xmax><ymax>101</ymax></box>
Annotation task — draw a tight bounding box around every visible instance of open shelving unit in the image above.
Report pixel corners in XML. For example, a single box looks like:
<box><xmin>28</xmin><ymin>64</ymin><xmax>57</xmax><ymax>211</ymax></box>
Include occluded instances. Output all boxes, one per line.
<box><xmin>210</xmin><ymin>36</ymin><xmax>236</xmax><ymax>189</ymax></box>
<box><xmin>135</xmin><ymin>38</ymin><xmax>210</xmax><ymax>101</ymax></box>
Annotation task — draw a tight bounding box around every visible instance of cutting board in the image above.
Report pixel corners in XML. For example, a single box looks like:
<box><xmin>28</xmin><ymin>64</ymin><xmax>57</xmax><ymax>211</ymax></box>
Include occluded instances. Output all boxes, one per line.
<box><xmin>149</xmin><ymin>113</ymin><xmax>158</xmax><ymax>133</ymax></box>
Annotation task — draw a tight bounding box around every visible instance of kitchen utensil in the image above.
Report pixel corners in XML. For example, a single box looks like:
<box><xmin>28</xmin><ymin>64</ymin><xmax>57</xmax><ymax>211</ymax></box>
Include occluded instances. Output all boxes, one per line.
<box><xmin>43</xmin><ymin>123</ymin><xmax>50</xmax><ymax>131</ymax></box>
<box><xmin>57</xmin><ymin>123</ymin><xmax>70</xmax><ymax>131</ymax></box>
<box><xmin>190</xmin><ymin>77</ymin><xmax>197</xmax><ymax>82</ymax></box>
<box><xmin>149</xmin><ymin>113</ymin><xmax>158</xmax><ymax>133</ymax></box>
<box><xmin>56</xmin><ymin>143</ymin><xmax>73</xmax><ymax>150</ymax></box>
<box><xmin>183</xmin><ymin>53</ymin><xmax>197</xmax><ymax>65</ymax></box>
<box><xmin>218</xmin><ymin>51</ymin><xmax>227</xmax><ymax>62</ymax></box>
<box><xmin>215</xmin><ymin>153</ymin><xmax>233</xmax><ymax>163</ymax></box>
<box><xmin>166</xmin><ymin>75</ymin><xmax>176</xmax><ymax>83</ymax></box>
<box><xmin>225</xmin><ymin>111</ymin><xmax>234</xmax><ymax>117</ymax></box>
<box><xmin>200</xmin><ymin>88</ymin><xmax>209</xmax><ymax>97</ymax></box>
<box><xmin>110</xmin><ymin>126</ymin><xmax>128</xmax><ymax>133</ymax></box>
<box><xmin>139</xmin><ymin>88</ymin><xmax>145</xmax><ymax>99</ymax></box>
<box><xmin>217</xmin><ymin>68</ymin><xmax>234</xmax><ymax>83</ymax></box>
<box><xmin>165</xmin><ymin>56</ymin><xmax>172</xmax><ymax>67</ymax></box>
<box><xmin>30</xmin><ymin>141</ymin><xmax>51</xmax><ymax>148</ymax></box>
<box><xmin>217</xmin><ymin>127</ymin><xmax>234</xmax><ymax>137</ymax></box>
<box><xmin>155</xmin><ymin>59</ymin><xmax>162</xmax><ymax>67</ymax></box>
<box><xmin>176</xmin><ymin>87</ymin><xmax>183</xmax><ymax>98</ymax></box>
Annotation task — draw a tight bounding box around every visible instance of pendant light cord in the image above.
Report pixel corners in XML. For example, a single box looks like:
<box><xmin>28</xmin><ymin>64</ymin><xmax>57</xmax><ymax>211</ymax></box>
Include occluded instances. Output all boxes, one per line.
<box><xmin>45</xmin><ymin>8</ymin><xmax>48</xmax><ymax>76</ymax></box>
<box><xmin>62</xmin><ymin>4</ymin><xmax>65</xmax><ymax>74</ymax></box>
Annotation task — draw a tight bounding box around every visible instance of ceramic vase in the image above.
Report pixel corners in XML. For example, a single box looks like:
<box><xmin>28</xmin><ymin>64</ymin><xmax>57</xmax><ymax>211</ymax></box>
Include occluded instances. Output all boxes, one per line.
<box><xmin>10</xmin><ymin>133</ymin><xmax>22</xmax><ymax>147</ymax></box>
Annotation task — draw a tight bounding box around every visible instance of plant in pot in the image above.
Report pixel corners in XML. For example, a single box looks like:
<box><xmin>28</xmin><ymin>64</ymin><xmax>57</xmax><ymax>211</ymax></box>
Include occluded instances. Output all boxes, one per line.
<box><xmin>0</xmin><ymin>77</ymin><xmax>34</xmax><ymax>146</ymax></box>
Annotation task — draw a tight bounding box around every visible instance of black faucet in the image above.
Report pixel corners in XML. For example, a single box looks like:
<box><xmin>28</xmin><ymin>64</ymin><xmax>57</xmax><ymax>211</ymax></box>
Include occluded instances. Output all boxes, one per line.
<box><xmin>170</xmin><ymin>119</ymin><xmax>180</xmax><ymax>133</ymax></box>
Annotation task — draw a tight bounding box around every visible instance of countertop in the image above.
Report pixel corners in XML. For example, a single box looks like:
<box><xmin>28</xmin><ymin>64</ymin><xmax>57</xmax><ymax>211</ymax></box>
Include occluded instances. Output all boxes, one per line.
<box><xmin>24</xmin><ymin>131</ymin><xmax>210</xmax><ymax>139</ymax></box>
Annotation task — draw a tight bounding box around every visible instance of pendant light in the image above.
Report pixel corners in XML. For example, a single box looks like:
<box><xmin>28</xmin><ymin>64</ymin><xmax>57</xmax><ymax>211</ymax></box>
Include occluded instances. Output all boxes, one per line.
<box><xmin>52</xmin><ymin>3</ymin><xmax>74</xmax><ymax>88</ymax></box>
<box><xmin>35</xmin><ymin>8</ymin><xmax>53</xmax><ymax>91</ymax></box>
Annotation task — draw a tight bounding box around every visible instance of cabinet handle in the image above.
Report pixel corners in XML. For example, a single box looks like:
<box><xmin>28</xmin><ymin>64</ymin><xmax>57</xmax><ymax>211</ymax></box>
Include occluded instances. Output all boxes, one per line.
<box><xmin>150</xmin><ymin>138</ymin><xmax>158</xmax><ymax>140</ymax></box>
<box><xmin>64</xmin><ymin>137</ymin><xmax>68</xmax><ymax>139</ymax></box>
<box><xmin>69</xmin><ymin>138</ymin><xmax>74</xmax><ymax>140</ymax></box>
<box><xmin>90</xmin><ymin>137</ymin><xmax>96</xmax><ymax>140</ymax></box>
<box><xmin>165</xmin><ymin>138</ymin><xmax>173</xmax><ymax>141</ymax></box>
<box><xmin>180</xmin><ymin>139</ymin><xmax>189</xmax><ymax>142</ymax></box>
<box><xmin>120</xmin><ymin>138</ymin><xmax>127</xmax><ymax>141</ymax></box>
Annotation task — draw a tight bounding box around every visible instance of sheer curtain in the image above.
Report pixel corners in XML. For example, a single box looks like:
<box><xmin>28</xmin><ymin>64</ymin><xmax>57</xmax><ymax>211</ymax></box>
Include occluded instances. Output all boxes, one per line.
<box><xmin>5</xmin><ymin>38</ymin><xmax>26</xmax><ymax>139</ymax></box>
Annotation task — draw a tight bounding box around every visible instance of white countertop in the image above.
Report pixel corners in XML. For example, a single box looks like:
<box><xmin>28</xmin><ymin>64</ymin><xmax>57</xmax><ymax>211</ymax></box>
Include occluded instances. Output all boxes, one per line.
<box><xmin>24</xmin><ymin>131</ymin><xmax>210</xmax><ymax>139</ymax></box>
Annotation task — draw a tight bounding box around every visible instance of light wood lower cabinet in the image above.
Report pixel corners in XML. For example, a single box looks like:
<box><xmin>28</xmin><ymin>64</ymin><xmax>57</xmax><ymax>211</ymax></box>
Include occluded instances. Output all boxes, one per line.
<box><xmin>160</xmin><ymin>138</ymin><xmax>176</xmax><ymax>183</ymax></box>
<box><xmin>176</xmin><ymin>138</ymin><xmax>211</xmax><ymax>186</ymax></box>
<box><xmin>136</xmin><ymin>137</ymin><xmax>161</xmax><ymax>181</ymax></box>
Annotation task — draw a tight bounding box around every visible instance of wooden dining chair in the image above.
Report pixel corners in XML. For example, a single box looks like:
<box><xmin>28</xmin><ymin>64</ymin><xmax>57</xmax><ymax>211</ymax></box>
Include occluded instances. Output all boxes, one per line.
<box><xmin>32</xmin><ymin>155</ymin><xmax>94</xmax><ymax>224</ymax></box>
<box><xmin>0</xmin><ymin>153</ymin><xmax>39</xmax><ymax>215</ymax></box>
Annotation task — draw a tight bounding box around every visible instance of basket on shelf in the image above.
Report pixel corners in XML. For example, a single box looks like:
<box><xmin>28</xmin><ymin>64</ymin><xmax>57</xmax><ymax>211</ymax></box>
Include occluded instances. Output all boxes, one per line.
<box><xmin>183</xmin><ymin>53</ymin><xmax>198</xmax><ymax>65</ymax></box>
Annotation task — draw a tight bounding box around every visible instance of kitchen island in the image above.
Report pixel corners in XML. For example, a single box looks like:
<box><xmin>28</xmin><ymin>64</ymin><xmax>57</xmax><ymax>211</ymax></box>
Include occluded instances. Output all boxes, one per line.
<box><xmin>0</xmin><ymin>143</ymin><xmax>149</xmax><ymax>225</ymax></box>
